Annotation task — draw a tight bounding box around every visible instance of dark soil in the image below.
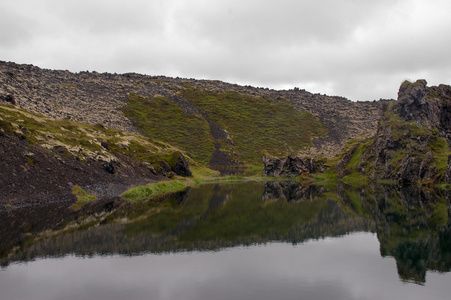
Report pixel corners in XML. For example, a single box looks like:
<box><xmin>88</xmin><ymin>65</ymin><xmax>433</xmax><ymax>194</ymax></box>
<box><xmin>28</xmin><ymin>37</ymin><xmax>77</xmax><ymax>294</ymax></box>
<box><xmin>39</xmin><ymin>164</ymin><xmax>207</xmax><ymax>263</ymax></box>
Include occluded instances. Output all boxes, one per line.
<box><xmin>0</xmin><ymin>133</ymin><xmax>162</xmax><ymax>208</ymax></box>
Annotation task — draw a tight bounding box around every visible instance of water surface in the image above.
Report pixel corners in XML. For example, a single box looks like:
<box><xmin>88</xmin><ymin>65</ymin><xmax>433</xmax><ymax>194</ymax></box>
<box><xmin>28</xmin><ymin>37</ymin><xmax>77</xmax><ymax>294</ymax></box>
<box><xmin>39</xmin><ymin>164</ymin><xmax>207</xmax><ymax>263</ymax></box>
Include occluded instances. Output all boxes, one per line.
<box><xmin>1</xmin><ymin>181</ymin><xmax>450</xmax><ymax>299</ymax></box>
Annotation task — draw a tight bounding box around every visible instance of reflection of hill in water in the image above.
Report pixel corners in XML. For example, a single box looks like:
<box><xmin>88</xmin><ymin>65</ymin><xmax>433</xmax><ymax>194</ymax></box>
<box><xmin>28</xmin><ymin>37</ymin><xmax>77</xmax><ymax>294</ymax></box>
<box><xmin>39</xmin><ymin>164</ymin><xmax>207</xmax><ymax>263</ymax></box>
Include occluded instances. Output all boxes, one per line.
<box><xmin>364</xmin><ymin>184</ymin><xmax>451</xmax><ymax>284</ymax></box>
<box><xmin>1</xmin><ymin>199</ymin><xmax>373</xmax><ymax>261</ymax></box>
<box><xmin>1</xmin><ymin>181</ymin><xmax>450</xmax><ymax>285</ymax></box>
<box><xmin>1</xmin><ymin>182</ymin><xmax>373</xmax><ymax>263</ymax></box>
<box><xmin>389</xmin><ymin>226</ymin><xmax>451</xmax><ymax>284</ymax></box>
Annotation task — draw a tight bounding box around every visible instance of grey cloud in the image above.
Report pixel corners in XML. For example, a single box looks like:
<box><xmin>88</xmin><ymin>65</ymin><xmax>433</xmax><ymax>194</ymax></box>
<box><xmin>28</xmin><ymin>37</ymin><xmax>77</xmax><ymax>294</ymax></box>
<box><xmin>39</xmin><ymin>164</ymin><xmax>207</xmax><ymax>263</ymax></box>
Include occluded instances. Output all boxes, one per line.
<box><xmin>174</xmin><ymin>0</ymin><xmax>398</xmax><ymax>46</ymax></box>
<box><xmin>1</xmin><ymin>0</ymin><xmax>451</xmax><ymax>101</ymax></box>
<box><xmin>51</xmin><ymin>0</ymin><xmax>169</xmax><ymax>35</ymax></box>
<box><xmin>0</xmin><ymin>2</ymin><xmax>35</xmax><ymax>48</ymax></box>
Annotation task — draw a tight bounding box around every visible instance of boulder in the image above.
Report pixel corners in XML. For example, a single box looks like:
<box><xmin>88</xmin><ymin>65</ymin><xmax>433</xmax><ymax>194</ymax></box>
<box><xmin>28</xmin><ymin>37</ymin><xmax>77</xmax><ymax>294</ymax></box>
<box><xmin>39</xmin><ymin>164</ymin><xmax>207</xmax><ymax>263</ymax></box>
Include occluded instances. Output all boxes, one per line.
<box><xmin>1</xmin><ymin>94</ymin><xmax>16</xmax><ymax>105</ymax></box>
<box><xmin>102</xmin><ymin>161</ymin><xmax>115</xmax><ymax>174</ymax></box>
<box><xmin>262</xmin><ymin>154</ymin><xmax>324</xmax><ymax>177</ymax></box>
<box><xmin>173</xmin><ymin>155</ymin><xmax>192</xmax><ymax>177</ymax></box>
<box><xmin>398</xmin><ymin>80</ymin><xmax>451</xmax><ymax>132</ymax></box>
<box><xmin>262</xmin><ymin>155</ymin><xmax>283</xmax><ymax>176</ymax></box>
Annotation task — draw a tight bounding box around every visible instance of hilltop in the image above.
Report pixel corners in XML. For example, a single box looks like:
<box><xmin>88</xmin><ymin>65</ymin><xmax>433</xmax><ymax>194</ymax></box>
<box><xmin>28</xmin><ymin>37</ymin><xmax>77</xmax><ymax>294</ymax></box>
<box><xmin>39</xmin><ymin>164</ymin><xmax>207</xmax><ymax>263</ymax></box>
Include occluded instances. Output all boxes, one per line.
<box><xmin>0</xmin><ymin>61</ymin><xmax>382</xmax><ymax>164</ymax></box>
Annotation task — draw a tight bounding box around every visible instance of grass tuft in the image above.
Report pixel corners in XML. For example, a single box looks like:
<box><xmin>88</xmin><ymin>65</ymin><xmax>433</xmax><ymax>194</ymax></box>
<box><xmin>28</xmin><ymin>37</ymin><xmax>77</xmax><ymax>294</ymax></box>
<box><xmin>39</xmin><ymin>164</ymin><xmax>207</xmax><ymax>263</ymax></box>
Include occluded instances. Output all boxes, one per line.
<box><xmin>121</xmin><ymin>181</ymin><xmax>188</xmax><ymax>202</ymax></box>
<box><xmin>71</xmin><ymin>185</ymin><xmax>96</xmax><ymax>210</ymax></box>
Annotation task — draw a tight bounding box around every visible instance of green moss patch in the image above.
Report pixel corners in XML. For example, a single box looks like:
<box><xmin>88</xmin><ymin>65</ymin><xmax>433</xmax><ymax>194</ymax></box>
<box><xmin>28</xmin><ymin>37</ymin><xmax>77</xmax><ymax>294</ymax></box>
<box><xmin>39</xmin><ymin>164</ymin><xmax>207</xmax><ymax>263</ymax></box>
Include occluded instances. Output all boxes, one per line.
<box><xmin>121</xmin><ymin>93</ymin><xmax>214</xmax><ymax>164</ymax></box>
<box><xmin>71</xmin><ymin>185</ymin><xmax>96</xmax><ymax>211</ymax></box>
<box><xmin>181</xmin><ymin>88</ymin><xmax>327</xmax><ymax>163</ymax></box>
<box><xmin>121</xmin><ymin>180</ymin><xmax>188</xmax><ymax>202</ymax></box>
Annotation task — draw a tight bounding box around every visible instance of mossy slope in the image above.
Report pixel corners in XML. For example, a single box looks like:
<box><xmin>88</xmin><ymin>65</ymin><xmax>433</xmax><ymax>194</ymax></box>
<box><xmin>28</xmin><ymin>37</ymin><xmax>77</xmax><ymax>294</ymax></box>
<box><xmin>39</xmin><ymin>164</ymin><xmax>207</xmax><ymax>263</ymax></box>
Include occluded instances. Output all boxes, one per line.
<box><xmin>0</xmin><ymin>103</ymin><xmax>191</xmax><ymax>177</ymax></box>
<box><xmin>122</xmin><ymin>93</ymin><xmax>214</xmax><ymax>164</ymax></box>
<box><xmin>122</xmin><ymin>87</ymin><xmax>327</xmax><ymax>167</ymax></box>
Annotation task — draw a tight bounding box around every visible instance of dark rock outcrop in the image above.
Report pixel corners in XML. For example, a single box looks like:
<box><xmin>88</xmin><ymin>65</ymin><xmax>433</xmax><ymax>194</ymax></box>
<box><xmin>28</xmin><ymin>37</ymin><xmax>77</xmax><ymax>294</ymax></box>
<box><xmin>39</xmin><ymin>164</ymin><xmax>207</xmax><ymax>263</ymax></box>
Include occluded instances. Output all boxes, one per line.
<box><xmin>262</xmin><ymin>154</ymin><xmax>325</xmax><ymax>177</ymax></box>
<box><xmin>397</xmin><ymin>79</ymin><xmax>451</xmax><ymax>138</ymax></box>
<box><xmin>173</xmin><ymin>155</ymin><xmax>192</xmax><ymax>177</ymax></box>
<box><xmin>0</xmin><ymin>93</ymin><xmax>15</xmax><ymax>105</ymax></box>
<box><xmin>397</xmin><ymin>156</ymin><xmax>420</xmax><ymax>183</ymax></box>
<box><xmin>102</xmin><ymin>161</ymin><xmax>115</xmax><ymax>174</ymax></box>
<box><xmin>339</xmin><ymin>80</ymin><xmax>451</xmax><ymax>184</ymax></box>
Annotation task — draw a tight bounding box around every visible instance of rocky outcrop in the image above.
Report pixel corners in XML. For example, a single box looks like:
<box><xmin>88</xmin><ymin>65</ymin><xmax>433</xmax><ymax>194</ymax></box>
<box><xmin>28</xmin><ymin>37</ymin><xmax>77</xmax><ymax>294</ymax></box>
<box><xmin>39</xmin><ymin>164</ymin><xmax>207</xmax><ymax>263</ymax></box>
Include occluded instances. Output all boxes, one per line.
<box><xmin>262</xmin><ymin>154</ymin><xmax>326</xmax><ymax>177</ymax></box>
<box><xmin>337</xmin><ymin>80</ymin><xmax>451</xmax><ymax>184</ymax></box>
<box><xmin>397</xmin><ymin>79</ymin><xmax>451</xmax><ymax>139</ymax></box>
<box><xmin>173</xmin><ymin>155</ymin><xmax>192</xmax><ymax>177</ymax></box>
<box><xmin>0</xmin><ymin>93</ymin><xmax>15</xmax><ymax>105</ymax></box>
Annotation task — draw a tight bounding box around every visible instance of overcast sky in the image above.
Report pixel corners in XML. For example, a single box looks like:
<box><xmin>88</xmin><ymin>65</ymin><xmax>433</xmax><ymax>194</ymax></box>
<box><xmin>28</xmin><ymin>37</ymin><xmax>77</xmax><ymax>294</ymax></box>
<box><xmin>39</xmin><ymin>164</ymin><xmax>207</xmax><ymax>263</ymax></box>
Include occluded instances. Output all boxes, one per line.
<box><xmin>1</xmin><ymin>0</ymin><xmax>451</xmax><ymax>101</ymax></box>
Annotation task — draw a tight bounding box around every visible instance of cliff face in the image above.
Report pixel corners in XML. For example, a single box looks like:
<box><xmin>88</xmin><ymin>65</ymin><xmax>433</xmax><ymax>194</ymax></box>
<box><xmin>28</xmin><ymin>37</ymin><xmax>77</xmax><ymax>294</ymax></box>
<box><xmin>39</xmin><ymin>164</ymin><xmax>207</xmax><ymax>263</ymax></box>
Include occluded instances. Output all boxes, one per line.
<box><xmin>397</xmin><ymin>79</ymin><xmax>451</xmax><ymax>140</ymax></box>
<box><xmin>0</xmin><ymin>61</ymin><xmax>382</xmax><ymax>162</ymax></box>
<box><xmin>335</xmin><ymin>80</ymin><xmax>451</xmax><ymax>184</ymax></box>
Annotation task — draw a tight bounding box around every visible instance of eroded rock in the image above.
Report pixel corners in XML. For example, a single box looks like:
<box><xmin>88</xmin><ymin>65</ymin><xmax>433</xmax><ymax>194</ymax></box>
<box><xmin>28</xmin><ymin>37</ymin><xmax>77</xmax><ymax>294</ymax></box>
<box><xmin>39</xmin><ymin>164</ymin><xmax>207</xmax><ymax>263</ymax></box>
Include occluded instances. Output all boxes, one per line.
<box><xmin>262</xmin><ymin>154</ymin><xmax>325</xmax><ymax>177</ymax></box>
<box><xmin>173</xmin><ymin>155</ymin><xmax>192</xmax><ymax>177</ymax></box>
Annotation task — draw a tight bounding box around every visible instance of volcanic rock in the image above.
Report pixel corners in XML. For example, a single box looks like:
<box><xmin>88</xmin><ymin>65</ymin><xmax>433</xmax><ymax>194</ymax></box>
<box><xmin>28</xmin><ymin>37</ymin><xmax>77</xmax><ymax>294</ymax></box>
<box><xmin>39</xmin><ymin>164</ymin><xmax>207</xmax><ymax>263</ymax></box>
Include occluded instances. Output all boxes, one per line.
<box><xmin>262</xmin><ymin>154</ymin><xmax>325</xmax><ymax>177</ymax></box>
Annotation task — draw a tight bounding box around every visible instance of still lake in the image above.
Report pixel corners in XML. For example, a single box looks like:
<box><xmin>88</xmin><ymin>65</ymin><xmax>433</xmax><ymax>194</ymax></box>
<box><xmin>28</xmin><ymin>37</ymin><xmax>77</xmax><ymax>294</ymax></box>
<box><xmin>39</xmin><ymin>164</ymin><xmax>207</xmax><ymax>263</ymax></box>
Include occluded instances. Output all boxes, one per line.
<box><xmin>1</xmin><ymin>181</ymin><xmax>450</xmax><ymax>300</ymax></box>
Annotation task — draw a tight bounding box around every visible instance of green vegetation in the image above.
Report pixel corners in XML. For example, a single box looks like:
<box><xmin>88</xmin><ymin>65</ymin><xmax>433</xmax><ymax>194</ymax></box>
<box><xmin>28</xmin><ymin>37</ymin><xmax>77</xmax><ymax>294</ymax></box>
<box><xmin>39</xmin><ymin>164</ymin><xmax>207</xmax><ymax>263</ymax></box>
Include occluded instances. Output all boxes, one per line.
<box><xmin>0</xmin><ymin>104</ymin><xmax>120</xmax><ymax>153</ymax></box>
<box><xmin>399</xmin><ymin>80</ymin><xmax>414</xmax><ymax>95</ymax></box>
<box><xmin>71</xmin><ymin>185</ymin><xmax>96</xmax><ymax>210</ymax></box>
<box><xmin>0</xmin><ymin>104</ymin><xmax>189</xmax><ymax>173</ymax></box>
<box><xmin>122</xmin><ymin>93</ymin><xmax>214</xmax><ymax>164</ymax></box>
<box><xmin>346</xmin><ymin>140</ymin><xmax>372</xmax><ymax>169</ymax></box>
<box><xmin>181</xmin><ymin>88</ymin><xmax>327</xmax><ymax>163</ymax></box>
<box><xmin>121</xmin><ymin>180</ymin><xmax>188</xmax><ymax>202</ymax></box>
<box><xmin>121</xmin><ymin>88</ymin><xmax>327</xmax><ymax>166</ymax></box>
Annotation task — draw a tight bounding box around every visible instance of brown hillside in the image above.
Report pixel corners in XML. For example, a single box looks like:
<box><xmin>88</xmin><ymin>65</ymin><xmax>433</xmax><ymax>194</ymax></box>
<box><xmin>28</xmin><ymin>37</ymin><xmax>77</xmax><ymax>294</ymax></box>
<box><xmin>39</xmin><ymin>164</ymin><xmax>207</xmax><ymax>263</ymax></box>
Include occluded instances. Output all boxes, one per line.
<box><xmin>0</xmin><ymin>61</ymin><xmax>385</xmax><ymax>157</ymax></box>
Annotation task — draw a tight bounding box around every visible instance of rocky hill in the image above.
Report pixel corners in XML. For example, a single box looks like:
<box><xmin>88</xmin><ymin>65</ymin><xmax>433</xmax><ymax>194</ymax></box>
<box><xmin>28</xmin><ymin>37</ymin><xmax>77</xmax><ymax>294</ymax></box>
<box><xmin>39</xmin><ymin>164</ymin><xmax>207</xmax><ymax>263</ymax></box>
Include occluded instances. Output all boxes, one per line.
<box><xmin>0</xmin><ymin>60</ymin><xmax>383</xmax><ymax>164</ymax></box>
<box><xmin>5</xmin><ymin>60</ymin><xmax>451</xmax><ymax>206</ymax></box>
